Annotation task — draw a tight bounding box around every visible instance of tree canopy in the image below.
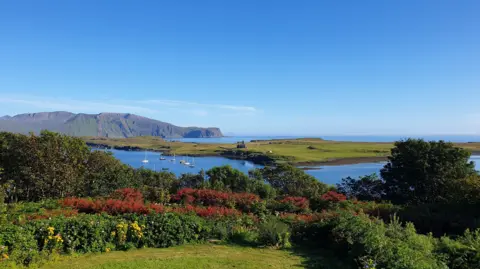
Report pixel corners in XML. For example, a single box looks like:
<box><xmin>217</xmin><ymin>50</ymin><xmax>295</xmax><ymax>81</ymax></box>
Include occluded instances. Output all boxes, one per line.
<box><xmin>260</xmin><ymin>164</ymin><xmax>328</xmax><ymax>198</ymax></box>
<box><xmin>380</xmin><ymin>138</ymin><xmax>477</xmax><ymax>204</ymax></box>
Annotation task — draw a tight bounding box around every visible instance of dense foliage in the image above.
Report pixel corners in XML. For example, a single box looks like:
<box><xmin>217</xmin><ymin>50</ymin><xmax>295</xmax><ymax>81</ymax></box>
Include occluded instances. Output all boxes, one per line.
<box><xmin>1</xmin><ymin>132</ymin><xmax>480</xmax><ymax>268</ymax></box>
<box><xmin>0</xmin><ymin>132</ymin><xmax>284</xmax><ymax>203</ymax></box>
<box><xmin>0</xmin><ymin>213</ymin><xmax>213</xmax><ymax>266</ymax></box>
<box><xmin>381</xmin><ymin>139</ymin><xmax>477</xmax><ymax>205</ymax></box>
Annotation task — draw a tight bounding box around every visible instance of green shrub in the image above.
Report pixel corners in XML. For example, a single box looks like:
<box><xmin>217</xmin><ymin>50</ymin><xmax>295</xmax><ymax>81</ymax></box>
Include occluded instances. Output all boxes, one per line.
<box><xmin>0</xmin><ymin>224</ymin><xmax>40</xmax><ymax>266</ymax></box>
<box><xmin>257</xmin><ymin>217</ymin><xmax>291</xmax><ymax>248</ymax></box>
<box><xmin>138</xmin><ymin>213</ymin><xmax>210</xmax><ymax>248</ymax></box>
<box><xmin>228</xmin><ymin>226</ymin><xmax>258</xmax><ymax>246</ymax></box>
<box><xmin>0</xmin><ymin>212</ymin><xmax>220</xmax><ymax>267</ymax></box>
<box><xmin>436</xmin><ymin>229</ymin><xmax>480</xmax><ymax>269</ymax></box>
<box><xmin>0</xmin><ymin>184</ymin><xmax>6</xmax><ymax>225</ymax></box>
<box><xmin>292</xmin><ymin>211</ymin><xmax>448</xmax><ymax>269</ymax></box>
<box><xmin>291</xmin><ymin>220</ymin><xmax>334</xmax><ymax>248</ymax></box>
<box><xmin>209</xmin><ymin>222</ymin><xmax>229</xmax><ymax>241</ymax></box>
<box><xmin>329</xmin><ymin>213</ymin><xmax>445</xmax><ymax>269</ymax></box>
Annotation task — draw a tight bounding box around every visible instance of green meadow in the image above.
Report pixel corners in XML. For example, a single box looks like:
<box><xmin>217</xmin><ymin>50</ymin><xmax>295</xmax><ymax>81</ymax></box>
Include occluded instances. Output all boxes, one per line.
<box><xmin>83</xmin><ymin>136</ymin><xmax>480</xmax><ymax>165</ymax></box>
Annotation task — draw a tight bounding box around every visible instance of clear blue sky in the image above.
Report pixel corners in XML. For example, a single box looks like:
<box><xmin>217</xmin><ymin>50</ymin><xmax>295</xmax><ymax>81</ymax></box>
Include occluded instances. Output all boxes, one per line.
<box><xmin>0</xmin><ymin>0</ymin><xmax>479</xmax><ymax>135</ymax></box>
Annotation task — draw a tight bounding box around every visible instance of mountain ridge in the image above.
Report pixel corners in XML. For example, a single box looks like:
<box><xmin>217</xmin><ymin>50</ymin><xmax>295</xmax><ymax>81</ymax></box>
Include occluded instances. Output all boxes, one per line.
<box><xmin>0</xmin><ymin>111</ymin><xmax>223</xmax><ymax>138</ymax></box>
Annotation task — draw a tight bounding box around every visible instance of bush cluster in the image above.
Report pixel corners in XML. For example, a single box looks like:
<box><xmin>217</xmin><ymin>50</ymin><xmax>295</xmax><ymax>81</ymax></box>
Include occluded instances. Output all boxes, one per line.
<box><xmin>292</xmin><ymin>212</ymin><xmax>480</xmax><ymax>269</ymax></box>
<box><xmin>0</xmin><ymin>213</ymin><xmax>212</xmax><ymax>266</ymax></box>
<box><xmin>171</xmin><ymin>188</ymin><xmax>260</xmax><ymax>211</ymax></box>
<box><xmin>61</xmin><ymin>196</ymin><xmax>243</xmax><ymax>219</ymax></box>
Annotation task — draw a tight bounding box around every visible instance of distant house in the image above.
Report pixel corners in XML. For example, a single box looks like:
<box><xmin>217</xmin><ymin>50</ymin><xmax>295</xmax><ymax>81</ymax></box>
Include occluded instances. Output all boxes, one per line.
<box><xmin>237</xmin><ymin>141</ymin><xmax>247</xmax><ymax>149</ymax></box>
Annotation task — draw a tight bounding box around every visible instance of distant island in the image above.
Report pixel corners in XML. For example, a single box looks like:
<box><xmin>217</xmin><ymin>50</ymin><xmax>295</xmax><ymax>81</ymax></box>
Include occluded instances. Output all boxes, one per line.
<box><xmin>0</xmin><ymin>111</ymin><xmax>223</xmax><ymax>138</ymax></box>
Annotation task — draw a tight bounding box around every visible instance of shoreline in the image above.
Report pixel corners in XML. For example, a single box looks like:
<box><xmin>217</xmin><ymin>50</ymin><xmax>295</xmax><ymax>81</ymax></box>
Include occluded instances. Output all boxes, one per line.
<box><xmin>86</xmin><ymin>139</ymin><xmax>480</xmax><ymax>168</ymax></box>
<box><xmin>89</xmin><ymin>143</ymin><xmax>390</xmax><ymax>167</ymax></box>
<box><xmin>296</xmin><ymin>156</ymin><xmax>388</xmax><ymax>166</ymax></box>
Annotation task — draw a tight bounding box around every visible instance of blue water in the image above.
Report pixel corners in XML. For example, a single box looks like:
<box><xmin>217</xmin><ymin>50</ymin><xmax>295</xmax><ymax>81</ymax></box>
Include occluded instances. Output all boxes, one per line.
<box><xmin>109</xmin><ymin>149</ymin><xmax>262</xmax><ymax>176</ymax></box>
<box><xmin>169</xmin><ymin>135</ymin><xmax>480</xmax><ymax>144</ymax></box>
<box><xmin>109</xmin><ymin>149</ymin><xmax>480</xmax><ymax>186</ymax></box>
<box><xmin>304</xmin><ymin>155</ymin><xmax>480</xmax><ymax>185</ymax></box>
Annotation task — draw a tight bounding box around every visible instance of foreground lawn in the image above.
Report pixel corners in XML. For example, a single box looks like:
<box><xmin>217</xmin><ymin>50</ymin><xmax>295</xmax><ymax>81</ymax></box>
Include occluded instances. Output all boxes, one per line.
<box><xmin>40</xmin><ymin>244</ymin><xmax>316</xmax><ymax>269</ymax></box>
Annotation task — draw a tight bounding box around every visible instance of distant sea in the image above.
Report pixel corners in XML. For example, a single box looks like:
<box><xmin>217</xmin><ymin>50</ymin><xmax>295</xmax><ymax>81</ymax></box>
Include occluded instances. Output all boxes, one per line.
<box><xmin>168</xmin><ymin>135</ymin><xmax>480</xmax><ymax>144</ymax></box>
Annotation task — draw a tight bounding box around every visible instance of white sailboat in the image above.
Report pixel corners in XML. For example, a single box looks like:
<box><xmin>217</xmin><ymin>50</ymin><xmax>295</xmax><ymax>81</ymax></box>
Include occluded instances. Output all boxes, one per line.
<box><xmin>159</xmin><ymin>153</ymin><xmax>166</xmax><ymax>160</ymax></box>
<box><xmin>141</xmin><ymin>151</ymin><xmax>149</xmax><ymax>164</ymax></box>
<box><xmin>184</xmin><ymin>155</ymin><xmax>190</xmax><ymax>166</ymax></box>
<box><xmin>170</xmin><ymin>153</ymin><xmax>176</xmax><ymax>162</ymax></box>
<box><xmin>189</xmin><ymin>157</ymin><xmax>195</xmax><ymax>168</ymax></box>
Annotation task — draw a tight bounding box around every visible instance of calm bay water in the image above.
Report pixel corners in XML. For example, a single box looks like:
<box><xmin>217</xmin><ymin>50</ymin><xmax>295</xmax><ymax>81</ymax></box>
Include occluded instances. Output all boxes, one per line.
<box><xmin>109</xmin><ymin>149</ymin><xmax>480</xmax><ymax>185</ymax></box>
<box><xmin>109</xmin><ymin>149</ymin><xmax>261</xmax><ymax>176</ymax></box>
<box><xmin>169</xmin><ymin>135</ymin><xmax>480</xmax><ymax>144</ymax></box>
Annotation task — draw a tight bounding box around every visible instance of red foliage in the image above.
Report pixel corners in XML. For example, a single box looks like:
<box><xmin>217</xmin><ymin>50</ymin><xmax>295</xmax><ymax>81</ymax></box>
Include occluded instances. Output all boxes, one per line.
<box><xmin>279</xmin><ymin>210</ymin><xmax>341</xmax><ymax>223</ymax></box>
<box><xmin>110</xmin><ymin>188</ymin><xmax>144</xmax><ymax>202</ymax></box>
<box><xmin>24</xmin><ymin>209</ymin><xmax>78</xmax><ymax>221</ymax></box>
<box><xmin>279</xmin><ymin>212</ymin><xmax>315</xmax><ymax>223</ymax></box>
<box><xmin>171</xmin><ymin>204</ymin><xmax>241</xmax><ymax>218</ymax></box>
<box><xmin>320</xmin><ymin>191</ymin><xmax>347</xmax><ymax>202</ymax></box>
<box><xmin>61</xmin><ymin>196</ymin><xmax>240</xmax><ymax>219</ymax></box>
<box><xmin>171</xmin><ymin>188</ymin><xmax>260</xmax><ymax>211</ymax></box>
<box><xmin>279</xmin><ymin>196</ymin><xmax>310</xmax><ymax>209</ymax></box>
<box><xmin>61</xmin><ymin>197</ymin><xmax>151</xmax><ymax>215</ymax></box>
<box><xmin>149</xmin><ymin>203</ymin><xmax>165</xmax><ymax>213</ymax></box>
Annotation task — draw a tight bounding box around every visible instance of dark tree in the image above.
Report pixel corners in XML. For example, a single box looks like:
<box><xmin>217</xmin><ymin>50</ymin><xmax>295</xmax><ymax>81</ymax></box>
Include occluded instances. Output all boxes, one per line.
<box><xmin>260</xmin><ymin>164</ymin><xmax>328</xmax><ymax>198</ymax></box>
<box><xmin>178</xmin><ymin>170</ymin><xmax>206</xmax><ymax>189</ymax></box>
<box><xmin>206</xmin><ymin>165</ymin><xmax>252</xmax><ymax>192</ymax></box>
<box><xmin>84</xmin><ymin>150</ymin><xmax>136</xmax><ymax>197</ymax></box>
<box><xmin>380</xmin><ymin>138</ymin><xmax>476</xmax><ymax>204</ymax></box>
<box><xmin>337</xmin><ymin>174</ymin><xmax>384</xmax><ymax>201</ymax></box>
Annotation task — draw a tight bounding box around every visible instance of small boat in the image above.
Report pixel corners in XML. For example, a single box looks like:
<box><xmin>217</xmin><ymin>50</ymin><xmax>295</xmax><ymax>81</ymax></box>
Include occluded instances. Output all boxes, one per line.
<box><xmin>141</xmin><ymin>151</ymin><xmax>149</xmax><ymax>164</ymax></box>
<box><xmin>188</xmin><ymin>157</ymin><xmax>195</xmax><ymax>168</ymax></box>
<box><xmin>159</xmin><ymin>154</ymin><xmax>166</xmax><ymax>161</ymax></box>
<box><xmin>162</xmin><ymin>168</ymin><xmax>169</xmax><ymax>171</ymax></box>
<box><xmin>184</xmin><ymin>155</ymin><xmax>190</xmax><ymax>166</ymax></box>
<box><xmin>170</xmin><ymin>153</ymin><xmax>176</xmax><ymax>162</ymax></box>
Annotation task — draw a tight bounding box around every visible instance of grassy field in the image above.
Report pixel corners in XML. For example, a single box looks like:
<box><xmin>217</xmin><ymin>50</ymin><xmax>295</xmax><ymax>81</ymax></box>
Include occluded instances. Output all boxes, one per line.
<box><xmin>83</xmin><ymin>136</ymin><xmax>480</xmax><ymax>165</ymax></box>
<box><xmin>38</xmin><ymin>244</ymin><xmax>343</xmax><ymax>269</ymax></box>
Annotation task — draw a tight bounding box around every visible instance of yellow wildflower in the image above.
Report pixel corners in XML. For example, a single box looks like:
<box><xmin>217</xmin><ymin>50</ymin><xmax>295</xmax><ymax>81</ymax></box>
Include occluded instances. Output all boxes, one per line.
<box><xmin>130</xmin><ymin>222</ymin><xmax>143</xmax><ymax>238</ymax></box>
<box><xmin>105</xmin><ymin>247</ymin><xmax>111</xmax><ymax>253</ymax></box>
<box><xmin>1</xmin><ymin>253</ymin><xmax>8</xmax><ymax>260</ymax></box>
<box><xmin>54</xmin><ymin>234</ymin><xmax>63</xmax><ymax>243</ymax></box>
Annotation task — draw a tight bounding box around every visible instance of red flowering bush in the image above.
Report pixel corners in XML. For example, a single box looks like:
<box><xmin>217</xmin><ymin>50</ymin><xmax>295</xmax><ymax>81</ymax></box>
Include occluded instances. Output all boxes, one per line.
<box><xmin>279</xmin><ymin>213</ymin><xmax>315</xmax><ymax>223</ymax></box>
<box><xmin>267</xmin><ymin>196</ymin><xmax>310</xmax><ymax>213</ymax></box>
<box><xmin>61</xmin><ymin>197</ymin><xmax>151</xmax><ymax>215</ymax></box>
<box><xmin>110</xmin><ymin>188</ymin><xmax>144</xmax><ymax>202</ymax></box>
<box><xmin>280</xmin><ymin>196</ymin><xmax>310</xmax><ymax>210</ymax></box>
<box><xmin>279</xmin><ymin>210</ymin><xmax>342</xmax><ymax>224</ymax></box>
<box><xmin>171</xmin><ymin>204</ymin><xmax>241</xmax><ymax>218</ymax></box>
<box><xmin>61</xmin><ymin>196</ymin><xmax>241</xmax><ymax>219</ymax></box>
<box><xmin>321</xmin><ymin>191</ymin><xmax>347</xmax><ymax>202</ymax></box>
<box><xmin>19</xmin><ymin>209</ymin><xmax>79</xmax><ymax>223</ymax></box>
<box><xmin>171</xmin><ymin>188</ymin><xmax>260</xmax><ymax>212</ymax></box>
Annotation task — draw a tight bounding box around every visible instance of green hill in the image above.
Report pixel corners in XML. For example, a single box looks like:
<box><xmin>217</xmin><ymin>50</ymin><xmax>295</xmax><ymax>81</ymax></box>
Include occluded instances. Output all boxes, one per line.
<box><xmin>0</xmin><ymin>111</ymin><xmax>223</xmax><ymax>138</ymax></box>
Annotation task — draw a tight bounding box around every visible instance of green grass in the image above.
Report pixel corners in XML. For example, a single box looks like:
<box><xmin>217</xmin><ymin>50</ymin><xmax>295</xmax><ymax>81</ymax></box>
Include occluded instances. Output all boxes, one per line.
<box><xmin>244</xmin><ymin>139</ymin><xmax>392</xmax><ymax>163</ymax></box>
<box><xmin>38</xmin><ymin>244</ymin><xmax>334</xmax><ymax>269</ymax></box>
<box><xmin>83</xmin><ymin>136</ymin><xmax>480</xmax><ymax>165</ymax></box>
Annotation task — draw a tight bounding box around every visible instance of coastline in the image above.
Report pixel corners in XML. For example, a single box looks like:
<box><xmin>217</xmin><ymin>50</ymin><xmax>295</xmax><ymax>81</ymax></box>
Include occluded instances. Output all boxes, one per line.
<box><xmin>88</xmin><ymin>142</ymin><xmax>389</xmax><ymax>167</ymax></box>
<box><xmin>86</xmin><ymin>137</ymin><xmax>480</xmax><ymax>168</ymax></box>
<box><xmin>296</xmin><ymin>156</ymin><xmax>388</xmax><ymax>166</ymax></box>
